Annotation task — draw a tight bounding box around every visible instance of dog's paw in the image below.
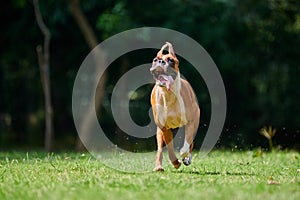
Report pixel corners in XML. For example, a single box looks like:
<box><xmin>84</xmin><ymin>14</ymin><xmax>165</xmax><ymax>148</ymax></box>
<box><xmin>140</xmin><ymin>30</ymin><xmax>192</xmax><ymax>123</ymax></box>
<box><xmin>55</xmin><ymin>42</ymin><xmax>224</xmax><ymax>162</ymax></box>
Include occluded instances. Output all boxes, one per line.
<box><xmin>153</xmin><ymin>165</ymin><xmax>164</xmax><ymax>172</ymax></box>
<box><xmin>181</xmin><ymin>153</ymin><xmax>192</xmax><ymax>166</ymax></box>
<box><xmin>172</xmin><ymin>159</ymin><xmax>181</xmax><ymax>169</ymax></box>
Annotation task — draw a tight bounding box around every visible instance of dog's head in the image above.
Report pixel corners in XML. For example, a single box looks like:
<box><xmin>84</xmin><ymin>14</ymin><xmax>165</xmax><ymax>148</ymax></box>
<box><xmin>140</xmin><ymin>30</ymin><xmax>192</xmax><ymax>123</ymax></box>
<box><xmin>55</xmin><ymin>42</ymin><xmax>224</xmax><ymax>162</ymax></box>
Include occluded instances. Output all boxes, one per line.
<box><xmin>150</xmin><ymin>42</ymin><xmax>179</xmax><ymax>90</ymax></box>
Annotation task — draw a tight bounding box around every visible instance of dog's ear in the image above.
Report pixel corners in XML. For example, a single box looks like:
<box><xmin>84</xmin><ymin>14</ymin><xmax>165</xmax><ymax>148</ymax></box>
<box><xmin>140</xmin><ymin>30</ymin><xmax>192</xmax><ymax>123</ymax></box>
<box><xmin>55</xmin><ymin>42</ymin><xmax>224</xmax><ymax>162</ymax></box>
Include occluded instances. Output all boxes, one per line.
<box><xmin>165</xmin><ymin>42</ymin><xmax>177</xmax><ymax>59</ymax></box>
<box><xmin>166</xmin><ymin>42</ymin><xmax>179</xmax><ymax>71</ymax></box>
<box><xmin>157</xmin><ymin>42</ymin><xmax>177</xmax><ymax>58</ymax></box>
<box><xmin>157</xmin><ymin>43</ymin><xmax>169</xmax><ymax>58</ymax></box>
<box><xmin>172</xmin><ymin>57</ymin><xmax>179</xmax><ymax>72</ymax></box>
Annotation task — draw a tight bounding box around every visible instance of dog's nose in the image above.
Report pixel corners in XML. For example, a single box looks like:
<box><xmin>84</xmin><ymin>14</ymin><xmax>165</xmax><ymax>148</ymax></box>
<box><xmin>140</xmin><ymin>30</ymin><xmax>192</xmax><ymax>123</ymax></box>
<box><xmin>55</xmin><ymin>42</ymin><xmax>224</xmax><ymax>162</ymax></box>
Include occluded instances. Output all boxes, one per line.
<box><xmin>158</xmin><ymin>60</ymin><xmax>166</xmax><ymax>65</ymax></box>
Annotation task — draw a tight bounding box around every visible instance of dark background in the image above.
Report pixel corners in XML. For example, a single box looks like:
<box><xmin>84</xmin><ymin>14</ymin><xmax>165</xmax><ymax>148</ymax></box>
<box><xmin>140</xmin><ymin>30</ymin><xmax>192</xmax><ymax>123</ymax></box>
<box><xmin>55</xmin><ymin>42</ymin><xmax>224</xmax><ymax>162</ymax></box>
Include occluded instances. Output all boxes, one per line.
<box><xmin>1</xmin><ymin>0</ymin><xmax>299</xmax><ymax>151</ymax></box>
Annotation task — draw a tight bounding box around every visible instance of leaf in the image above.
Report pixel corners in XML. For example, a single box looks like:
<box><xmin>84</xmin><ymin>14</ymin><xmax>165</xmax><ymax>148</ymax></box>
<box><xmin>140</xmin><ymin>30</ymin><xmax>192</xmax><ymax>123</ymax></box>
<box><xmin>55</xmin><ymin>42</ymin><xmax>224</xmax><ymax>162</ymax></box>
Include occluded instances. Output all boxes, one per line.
<box><xmin>252</xmin><ymin>150</ymin><xmax>263</xmax><ymax>158</ymax></box>
<box><xmin>267</xmin><ymin>176</ymin><xmax>280</xmax><ymax>185</ymax></box>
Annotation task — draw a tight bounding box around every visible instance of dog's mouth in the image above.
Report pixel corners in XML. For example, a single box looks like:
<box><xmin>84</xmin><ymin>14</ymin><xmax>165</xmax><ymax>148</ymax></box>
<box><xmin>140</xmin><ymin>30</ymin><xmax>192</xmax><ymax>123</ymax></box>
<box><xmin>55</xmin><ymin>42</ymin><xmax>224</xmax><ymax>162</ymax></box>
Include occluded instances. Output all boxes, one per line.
<box><xmin>150</xmin><ymin>66</ymin><xmax>177</xmax><ymax>90</ymax></box>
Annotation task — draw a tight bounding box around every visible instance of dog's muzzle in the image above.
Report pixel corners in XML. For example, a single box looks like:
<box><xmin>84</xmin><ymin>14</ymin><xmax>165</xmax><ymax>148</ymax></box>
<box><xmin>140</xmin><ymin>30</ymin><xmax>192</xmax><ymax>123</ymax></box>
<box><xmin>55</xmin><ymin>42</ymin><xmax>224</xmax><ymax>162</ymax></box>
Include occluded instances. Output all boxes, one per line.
<box><xmin>150</xmin><ymin>64</ymin><xmax>177</xmax><ymax>90</ymax></box>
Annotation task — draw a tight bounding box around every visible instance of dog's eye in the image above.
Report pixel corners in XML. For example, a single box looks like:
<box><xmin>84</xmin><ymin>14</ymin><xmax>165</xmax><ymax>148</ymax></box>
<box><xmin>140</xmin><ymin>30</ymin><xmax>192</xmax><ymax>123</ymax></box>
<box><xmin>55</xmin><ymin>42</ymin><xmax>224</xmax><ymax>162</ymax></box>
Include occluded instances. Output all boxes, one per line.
<box><xmin>167</xmin><ymin>58</ymin><xmax>175</xmax><ymax>67</ymax></box>
<box><xmin>167</xmin><ymin>57</ymin><xmax>174</xmax><ymax>63</ymax></box>
<box><xmin>153</xmin><ymin>58</ymin><xmax>158</xmax><ymax>62</ymax></box>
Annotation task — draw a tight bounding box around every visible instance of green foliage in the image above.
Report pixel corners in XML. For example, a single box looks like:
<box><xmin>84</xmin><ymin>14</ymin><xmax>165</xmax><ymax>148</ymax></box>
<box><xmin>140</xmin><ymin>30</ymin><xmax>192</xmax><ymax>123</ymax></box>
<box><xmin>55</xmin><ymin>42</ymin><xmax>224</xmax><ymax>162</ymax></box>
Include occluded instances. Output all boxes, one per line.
<box><xmin>11</xmin><ymin>0</ymin><xmax>26</xmax><ymax>8</ymax></box>
<box><xmin>0</xmin><ymin>151</ymin><xmax>299</xmax><ymax>199</ymax></box>
<box><xmin>96</xmin><ymin>1</ymin><xmax>133</xmax><ymax>39</ymax></box>
<box><xmin>0</xmin><ymin>0</ymin><xmax>299</xmax><ymax>149</ymax></box>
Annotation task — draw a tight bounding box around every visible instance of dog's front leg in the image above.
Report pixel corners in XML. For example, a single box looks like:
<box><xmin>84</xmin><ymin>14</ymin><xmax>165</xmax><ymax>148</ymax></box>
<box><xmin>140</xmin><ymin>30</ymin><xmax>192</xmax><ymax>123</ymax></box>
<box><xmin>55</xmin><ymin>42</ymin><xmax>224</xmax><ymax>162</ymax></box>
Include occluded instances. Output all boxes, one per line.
<box><xmin>154</xmin><ymin>128</ymin><xmax>164</xmax><ymax>171</ymax></box>
<box><xmin>161</xmin><ymin>128</ymin><xmax>181</xmax><ymax>169</ymax></box>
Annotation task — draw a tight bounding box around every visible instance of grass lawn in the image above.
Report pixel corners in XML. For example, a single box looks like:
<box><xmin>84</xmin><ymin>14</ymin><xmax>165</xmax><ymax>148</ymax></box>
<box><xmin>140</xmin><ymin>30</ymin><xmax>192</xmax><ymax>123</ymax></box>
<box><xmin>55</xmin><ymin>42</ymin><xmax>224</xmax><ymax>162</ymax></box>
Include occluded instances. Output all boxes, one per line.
<box><xmin>0</xmin><ymin>150</ymin><xmax>299</xmax><ymax>200</ymax></box>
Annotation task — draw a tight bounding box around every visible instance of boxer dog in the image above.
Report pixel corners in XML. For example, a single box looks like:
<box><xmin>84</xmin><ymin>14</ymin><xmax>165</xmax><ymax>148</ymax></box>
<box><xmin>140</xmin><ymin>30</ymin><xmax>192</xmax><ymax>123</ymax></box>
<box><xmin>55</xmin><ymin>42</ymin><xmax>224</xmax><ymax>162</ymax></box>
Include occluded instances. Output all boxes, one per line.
<box><xmin>150</xmin><ymin>42</ymin><xmax>200</xmax><ymax>171</ymax></box>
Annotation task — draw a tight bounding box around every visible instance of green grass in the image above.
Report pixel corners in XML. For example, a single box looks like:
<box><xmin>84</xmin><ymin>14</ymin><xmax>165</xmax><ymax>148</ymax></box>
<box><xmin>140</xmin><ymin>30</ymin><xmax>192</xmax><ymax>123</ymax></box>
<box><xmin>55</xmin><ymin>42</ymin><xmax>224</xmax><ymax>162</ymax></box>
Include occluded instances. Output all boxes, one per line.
<box><xmin>0</xmin><ymin>150</ymin><xmax>299</xmax><ymax>200</ymax></box>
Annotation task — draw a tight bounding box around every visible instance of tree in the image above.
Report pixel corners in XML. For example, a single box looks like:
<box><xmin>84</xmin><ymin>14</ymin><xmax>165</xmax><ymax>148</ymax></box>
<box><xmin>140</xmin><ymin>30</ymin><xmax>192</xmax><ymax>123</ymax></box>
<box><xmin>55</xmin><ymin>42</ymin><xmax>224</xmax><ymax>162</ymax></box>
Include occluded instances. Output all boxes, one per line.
<box><xmin>67</xmin><ymin>0</ymin><xmax>107</xmax><ymax>151</ymax></box>
<box><xmin>33</xmin><ymin>0</ymin><xmax>54</xmax><ymax>152</ymax></box>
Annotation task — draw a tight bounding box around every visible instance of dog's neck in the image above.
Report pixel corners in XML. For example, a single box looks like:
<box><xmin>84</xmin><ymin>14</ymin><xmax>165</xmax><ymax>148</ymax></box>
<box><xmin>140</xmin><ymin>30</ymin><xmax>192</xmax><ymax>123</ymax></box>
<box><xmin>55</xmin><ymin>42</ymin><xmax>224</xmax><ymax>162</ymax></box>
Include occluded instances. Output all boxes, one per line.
<box><xmin>171</xmin><ymin>71</ymin><xmax>181</xmax><ymax>94</ymax></box>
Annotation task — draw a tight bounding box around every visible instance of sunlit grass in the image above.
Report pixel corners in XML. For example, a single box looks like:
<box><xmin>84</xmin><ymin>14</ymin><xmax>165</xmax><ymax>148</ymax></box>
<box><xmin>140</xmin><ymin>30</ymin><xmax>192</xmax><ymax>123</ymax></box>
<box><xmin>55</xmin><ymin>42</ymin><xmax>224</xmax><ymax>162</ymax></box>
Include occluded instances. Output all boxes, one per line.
<box><xmin>0</xmin><ymin>150</ymin><xmax>299</xmax><ymax>200</ymax></box>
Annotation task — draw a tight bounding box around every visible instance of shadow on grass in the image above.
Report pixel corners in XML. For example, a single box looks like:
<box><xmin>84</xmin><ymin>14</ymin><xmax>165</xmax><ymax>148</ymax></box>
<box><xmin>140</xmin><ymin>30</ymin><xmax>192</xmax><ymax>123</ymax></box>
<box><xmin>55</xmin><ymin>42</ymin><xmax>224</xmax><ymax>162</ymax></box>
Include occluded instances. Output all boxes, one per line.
<box><xmin>175</xmin><ymin>170</ymin><xmax>256</xmax><ymax>176</ymax></box>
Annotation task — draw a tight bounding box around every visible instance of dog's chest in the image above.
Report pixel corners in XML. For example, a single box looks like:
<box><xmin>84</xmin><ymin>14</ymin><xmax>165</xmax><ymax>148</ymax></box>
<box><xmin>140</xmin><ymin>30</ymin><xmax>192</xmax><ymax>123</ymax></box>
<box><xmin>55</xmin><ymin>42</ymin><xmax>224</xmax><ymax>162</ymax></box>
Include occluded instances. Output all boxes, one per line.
<box><xmin>152</xmin><ymin>86</ymin><xmax>188</xmax><ymax>129</ymax></box>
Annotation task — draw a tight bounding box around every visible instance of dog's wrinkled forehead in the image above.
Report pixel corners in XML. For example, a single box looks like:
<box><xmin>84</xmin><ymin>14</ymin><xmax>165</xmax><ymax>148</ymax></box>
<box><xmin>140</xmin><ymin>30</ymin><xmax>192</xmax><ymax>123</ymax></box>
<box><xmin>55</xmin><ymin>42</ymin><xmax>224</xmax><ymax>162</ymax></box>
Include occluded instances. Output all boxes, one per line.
<box><xmin>154</xmin><ymin>42</ymin><xmax>179</xmax><ymax>71</ymax></box>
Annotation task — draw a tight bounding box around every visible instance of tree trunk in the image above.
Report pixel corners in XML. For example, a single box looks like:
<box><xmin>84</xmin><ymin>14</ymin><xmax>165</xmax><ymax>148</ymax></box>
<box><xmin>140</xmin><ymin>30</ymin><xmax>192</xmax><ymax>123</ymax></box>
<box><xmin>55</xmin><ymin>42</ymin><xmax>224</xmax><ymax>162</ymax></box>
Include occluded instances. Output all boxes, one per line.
<box><xmin>67</xmin><ymin>0</ymin><xmax>108</xmax><ymax>151</ymax></box>
<box><xmin>33</xmin><ymin>0</ymin><xmax>54</xmax><ymax>152</ymax></box>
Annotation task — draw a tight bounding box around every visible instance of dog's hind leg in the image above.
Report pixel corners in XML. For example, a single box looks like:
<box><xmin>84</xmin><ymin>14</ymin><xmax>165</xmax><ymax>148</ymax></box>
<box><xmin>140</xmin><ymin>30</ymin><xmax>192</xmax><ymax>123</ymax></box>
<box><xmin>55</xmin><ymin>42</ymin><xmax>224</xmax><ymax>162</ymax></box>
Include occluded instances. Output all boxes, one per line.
<box><xmin>180</xmin><ymin>115</ymin><xmax>199</xmax><ymax>166</ymax></box>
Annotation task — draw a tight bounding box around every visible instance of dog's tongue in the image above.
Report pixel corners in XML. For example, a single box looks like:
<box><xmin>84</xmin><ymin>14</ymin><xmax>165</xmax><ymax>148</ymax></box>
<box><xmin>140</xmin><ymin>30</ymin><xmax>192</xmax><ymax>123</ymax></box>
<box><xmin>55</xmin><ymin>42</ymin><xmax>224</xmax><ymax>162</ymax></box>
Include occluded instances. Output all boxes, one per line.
<box><xmin>158</xmin><ymin>74</ymin><xmax>174</xmax><ymax>90</ymax></box>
